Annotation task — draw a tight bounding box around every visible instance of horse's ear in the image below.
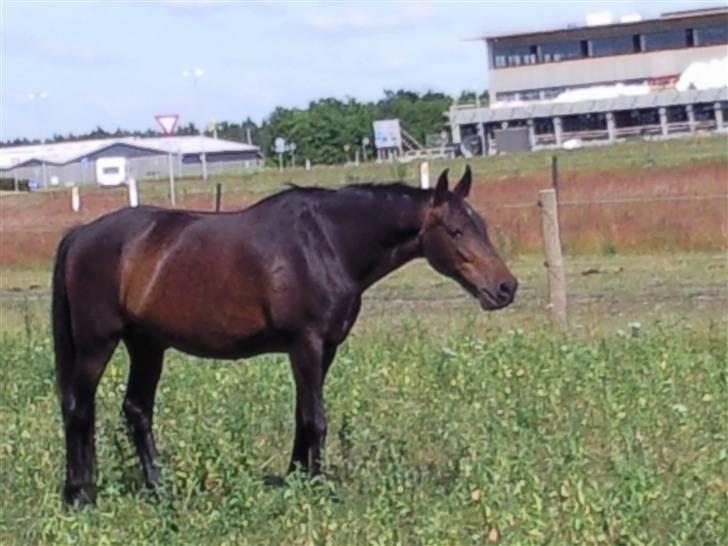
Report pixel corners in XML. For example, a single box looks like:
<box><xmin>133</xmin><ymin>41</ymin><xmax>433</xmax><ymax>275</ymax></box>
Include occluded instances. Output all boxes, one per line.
<box><xmin>453</xmin><ymin>165</ymin><xmax>472</xmax><ymax>199</ymax></box>
<box><xmin>433</xmin><ymin>169</ymin><xmax>449</xmax><ymax>206</ymax></box>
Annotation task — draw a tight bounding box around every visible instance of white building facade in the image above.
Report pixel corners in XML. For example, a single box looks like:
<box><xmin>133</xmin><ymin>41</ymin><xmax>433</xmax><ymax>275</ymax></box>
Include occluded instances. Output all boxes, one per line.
<box><xmin>449</xmin><ymin>7</ymin><xmax>728</xmax><ymax>153</ymax></box>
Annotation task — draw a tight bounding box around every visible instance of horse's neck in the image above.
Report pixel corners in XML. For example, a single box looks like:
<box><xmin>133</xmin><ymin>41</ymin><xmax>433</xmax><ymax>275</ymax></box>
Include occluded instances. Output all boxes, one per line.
<box><xmin>328</xmin><ymin>189</ymin><xmax>428</xmax><ymax>290</ymax></box>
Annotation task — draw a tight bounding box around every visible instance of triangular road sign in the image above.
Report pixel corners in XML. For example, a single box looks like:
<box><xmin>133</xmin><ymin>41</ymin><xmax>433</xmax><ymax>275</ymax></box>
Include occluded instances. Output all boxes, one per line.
<box><xmin>155</xmin><ymin>114</ymin><xmax>179</xmax><ymax>135</ymax></box>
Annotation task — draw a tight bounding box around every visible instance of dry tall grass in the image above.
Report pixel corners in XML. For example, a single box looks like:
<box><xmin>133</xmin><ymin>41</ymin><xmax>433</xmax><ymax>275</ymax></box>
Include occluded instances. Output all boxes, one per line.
<box><xmin>1</xmin><ymin>160</ymin><xmax>726</xmax><ymax>268</ymax></box>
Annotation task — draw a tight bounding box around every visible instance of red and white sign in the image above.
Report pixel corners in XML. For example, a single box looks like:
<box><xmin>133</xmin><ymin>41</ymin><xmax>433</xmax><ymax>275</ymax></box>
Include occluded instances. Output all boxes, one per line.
<box><xmin>155</xmin><ymin>114</ymin><xmax>179</xmax><ymax>135</ymax></box>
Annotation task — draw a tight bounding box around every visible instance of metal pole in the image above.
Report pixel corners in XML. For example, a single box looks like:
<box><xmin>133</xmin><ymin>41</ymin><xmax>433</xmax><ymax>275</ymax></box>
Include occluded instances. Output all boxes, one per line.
<box><xmin>214</xmin><ymin>183</ymin><xmax>222</xmax><ymax>212</ymax></box>
<box><xmin>551</xmin><ymin>155</ymin><xmax>559</xmax><ymax>201</ymax></box>
<box><xmin>475</xmin><ymin>92</ymin><xmax>486</xmax><ymax>156</ymax></box>
<box><xmin>168</xmin><ymin>152</ymin><xmax>176</xmax><ymax>207</ymax></box>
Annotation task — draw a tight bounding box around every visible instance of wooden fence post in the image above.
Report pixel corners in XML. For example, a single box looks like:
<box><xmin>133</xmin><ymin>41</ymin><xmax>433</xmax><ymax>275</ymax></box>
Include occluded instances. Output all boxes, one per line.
<box><xmin>214</xmin><ymin>183</ymin><xmax>222</xmax><ymax>212</ymax></box>
<box><xmin>539</xmin><ymin>188</ymin><xmax>568</xmax><ymax>331</ymax></box>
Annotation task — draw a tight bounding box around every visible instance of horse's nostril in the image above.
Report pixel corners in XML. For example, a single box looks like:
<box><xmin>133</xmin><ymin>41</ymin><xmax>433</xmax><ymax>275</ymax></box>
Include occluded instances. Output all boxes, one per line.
<box><xmin>497</xmin><ymin>280</ymin><xmax>517</xmax><ymax>302</ymax></box>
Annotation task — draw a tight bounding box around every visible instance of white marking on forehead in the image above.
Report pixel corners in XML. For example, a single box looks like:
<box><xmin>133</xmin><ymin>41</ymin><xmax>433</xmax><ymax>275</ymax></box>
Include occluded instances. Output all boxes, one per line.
<box><xmin>464</xmin><ymin>203</ymin><xmax>477</xmax><ymax>219</ymax></box>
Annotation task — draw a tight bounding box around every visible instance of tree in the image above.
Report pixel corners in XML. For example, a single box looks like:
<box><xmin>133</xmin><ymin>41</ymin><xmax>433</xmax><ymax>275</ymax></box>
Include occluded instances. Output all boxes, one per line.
<box><xmin>456</xmin><ymin>90</ymin><xmax>490</xmax><ymax>105</ymax></box>
<box><xmin>1</xmin><ymin>88</ymin><xmax>491</xmax><ymax>160</ymax></box>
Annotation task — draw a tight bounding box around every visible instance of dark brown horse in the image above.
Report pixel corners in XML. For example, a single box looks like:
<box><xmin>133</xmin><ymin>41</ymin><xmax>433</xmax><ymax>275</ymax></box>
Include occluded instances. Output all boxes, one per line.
<box><xmin>52</xmin><ymin>166</ymin><xmax>517</xmax><ymax>505</ymax></box>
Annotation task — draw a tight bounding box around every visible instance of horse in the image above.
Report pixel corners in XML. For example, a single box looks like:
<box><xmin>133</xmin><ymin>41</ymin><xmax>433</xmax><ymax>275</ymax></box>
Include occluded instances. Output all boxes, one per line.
<box><xmin>52</xmin><ymin>165</ymin><xmax>518</xmax><ymax>505</ymax></box>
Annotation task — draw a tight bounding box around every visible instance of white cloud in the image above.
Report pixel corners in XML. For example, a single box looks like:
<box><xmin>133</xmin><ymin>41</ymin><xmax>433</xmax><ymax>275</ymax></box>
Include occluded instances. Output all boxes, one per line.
<box><xmin>302</xmin><ymin>3</ymin><xmax>434</xmax><ymax>34</ymax></box>
<box><xmin>5</xmin><ymin>32</ymin><xmax>120</xmax><ymax>68</ymax></box>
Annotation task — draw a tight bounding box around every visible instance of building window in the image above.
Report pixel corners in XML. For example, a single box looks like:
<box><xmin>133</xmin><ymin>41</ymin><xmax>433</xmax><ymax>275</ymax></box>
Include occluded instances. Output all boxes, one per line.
<box><xmin>534</xmin><ymin>118</ymin><xmax>554</xmax><ymax>135</ymax></box>
<box><xmin>666</xmin><ymin>105</ymin><xmax>688</xmax><ymax>123</ymax></box>
<box><xmin>686</xmin><ymin>28</ymin><xmax>695</xmax><ymax>47</ymax></box>
<box><xmin>542</xmin><ymin>87</ymin><xmax>565</xmax><ymax>99</ymax></box>
<box><xmin>562</xmin><ymin>113</ymin><xmax>607</xmax><ymax>132</ymax></box>
<box><xmin>580</xmin><ymin>39</ymin><xmax>589</xmax><ymax>57</ymax></box>
<box><xmin>459</xmin><ymin>123</ymin><xmax>479</xmax><ymax>140</ymax></box>
<box><xmin>591</xmin><ymin>35</ymin><xmax>635</xmax><ymax>56</ymax></box>
<box><xmin>693</xmin><ymin>103</ymin><xmax>716</xmax><ymax>122</ymax></box>
<box><xmin>540</xmin><ymin>40</ymin><xmax>583</xmax><ymax>62</ymax></box>
<box><xmin>632</xmin><ymin>34</ymin><xmax>643</xmax><ymax>52</ymax></box>
<box><xmin>492</xmin><ymin>44</ymin><xmax>534</xmax><ymax>68</ymax></box>
<box><xmin>614</xmin><ymin>109</ymin><xmax>660</xmax><ymax>127</ymax></box>
<box><xmin>696</xmin><ymin>24</ymin><xmax>728</xmax><ymax>46</ymax></box>
<box><xmin>495</xmin><ymin>91</ymin><xmax>519</xmax><ymax>102</ymax></box>
<box><xmin>643</xmin><ymin>29</ymin><xmax>687</xmax><ymax>51</ymax></box>
<box><xmin>520</xmin><ymin>89</ymin><xmax>541</xmax><ymax>101</ymax></box>
<box><xmin>484</xmin><ymin>123</ymin><xmax>499</xmax><ymax>138</ymax></box>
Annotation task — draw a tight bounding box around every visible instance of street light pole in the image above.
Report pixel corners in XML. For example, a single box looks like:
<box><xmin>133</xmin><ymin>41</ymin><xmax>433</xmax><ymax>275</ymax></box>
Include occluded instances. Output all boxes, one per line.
<box><xmin>28</xmin><ymin>91</ymin><xmax>49</xmax><ymax>187</ymax></box>
<box><xmin>475</xmin><ymin>91</ymin><xmax>486</xmax><ymax>156</ymax></box>
<box><xmin>183</xmin><ymin>68</ymin><xmax>207</xmax><ymax>180</ymax></box>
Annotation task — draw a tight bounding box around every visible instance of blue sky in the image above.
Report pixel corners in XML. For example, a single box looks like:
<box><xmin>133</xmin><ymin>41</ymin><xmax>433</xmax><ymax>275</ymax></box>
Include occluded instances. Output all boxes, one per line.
<box><xmin>0</xmin><ymin>0</ymin><xmax>706</xmax><ymax>140</ymax></box>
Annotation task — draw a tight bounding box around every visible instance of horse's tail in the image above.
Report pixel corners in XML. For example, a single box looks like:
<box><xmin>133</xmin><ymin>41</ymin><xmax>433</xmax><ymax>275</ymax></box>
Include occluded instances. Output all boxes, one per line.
<box><xmin>52</xmin><ymin>227</ymin><xmax>80</xmax><ymax>396</ymax></box>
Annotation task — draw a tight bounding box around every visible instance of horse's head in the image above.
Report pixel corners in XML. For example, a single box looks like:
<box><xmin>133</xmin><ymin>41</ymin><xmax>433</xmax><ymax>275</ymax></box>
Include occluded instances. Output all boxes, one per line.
<box><xmin>421</xmin><ymin>166</ymin><xmax>518</xmax><ymax>311</ymax></box>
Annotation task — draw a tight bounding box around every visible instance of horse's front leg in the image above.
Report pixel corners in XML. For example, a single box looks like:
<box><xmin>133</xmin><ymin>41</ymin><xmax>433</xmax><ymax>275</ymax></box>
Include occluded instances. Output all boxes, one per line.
<box><xmin>288</xmin><ymin>335</ymin><xmax>336</xmax><ymax>475</ymax></box>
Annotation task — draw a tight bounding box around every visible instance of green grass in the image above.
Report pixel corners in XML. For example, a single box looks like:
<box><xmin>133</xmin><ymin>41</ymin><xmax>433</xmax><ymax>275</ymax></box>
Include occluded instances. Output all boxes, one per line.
<box><xmin>1</xmin><ymin>252</ymin><xmax>726</xmax><ymax>544</ymax></box>
<box><xmin>0</xmin><ymin>322</ymin><xmax>726</xmax><ymax>545</ymax></box>
<box><xmin>3</xmin><ymin>253</ymin><xmax>725</xmax><ymax>337</ymax></box>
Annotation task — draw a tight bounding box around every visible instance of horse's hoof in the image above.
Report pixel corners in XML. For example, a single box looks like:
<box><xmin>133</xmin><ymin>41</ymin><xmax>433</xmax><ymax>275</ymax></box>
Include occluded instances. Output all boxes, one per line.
<box><xmin>262</xmin><ymin>474</ymin><xmax>287</xmax><ymax>487</ymax></box>
<box><xmin>144</xmin><ymin>466</ymin><xmax>161</xmax><ymax>490</ymax></box>
<box><xmin>63</xmin><ymin>483</ymin><xmax>96</xmax><ymax>507</ymax></box>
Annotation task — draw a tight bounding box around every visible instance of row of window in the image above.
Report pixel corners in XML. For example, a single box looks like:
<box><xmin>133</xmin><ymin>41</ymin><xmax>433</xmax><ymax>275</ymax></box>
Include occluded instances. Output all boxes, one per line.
<box><xmin>495</xmin><ymin>78</ymin><xmax>651</xmax><ymax>103</ymax></box>
<box><xmin>458</xmin><ymin>103</ymin><xmax>726</xmax><ymax>139</ymax></box>
<box><xmin>492</xmin><ymin>24</ymin><xmax>728</xmax><ymax>68</ymax></box>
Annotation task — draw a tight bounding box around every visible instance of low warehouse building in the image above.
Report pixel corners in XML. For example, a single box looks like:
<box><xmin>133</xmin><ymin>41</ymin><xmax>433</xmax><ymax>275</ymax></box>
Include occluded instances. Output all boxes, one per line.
<box><xmin>0</xmin><ymin>135</ymin><xmax>263</xmax><ymax>188</ymax></box>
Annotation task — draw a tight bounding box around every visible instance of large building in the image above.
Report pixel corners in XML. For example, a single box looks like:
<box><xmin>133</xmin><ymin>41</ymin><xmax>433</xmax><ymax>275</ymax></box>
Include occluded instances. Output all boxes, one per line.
<box><xmin>449</xmin><ymin>6</ymin><xmax>728</xmax><ymax>153</ymax></box>
<box><xmin>0</xmin><ymin>135</ymin><xmax>263</xmax><ymax>187</ymax></box>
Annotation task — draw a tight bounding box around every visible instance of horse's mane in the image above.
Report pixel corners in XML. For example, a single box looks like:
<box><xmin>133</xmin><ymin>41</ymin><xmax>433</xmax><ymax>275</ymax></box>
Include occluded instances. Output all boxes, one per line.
<box><xmin>279</xmin><ymin>181</ymin><xmax>428</xmax><ymax>199</ymax></box>
<box><xmin>249</xmin><ymin>180</ymin><xmax>429</xmax><ymax>211</ymax></box>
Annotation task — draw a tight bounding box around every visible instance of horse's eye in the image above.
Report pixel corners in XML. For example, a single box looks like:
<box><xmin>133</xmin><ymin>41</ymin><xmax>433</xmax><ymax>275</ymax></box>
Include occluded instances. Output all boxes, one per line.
<box><xmin>449</xmin><ymin>228</ymin><xmax>463</xmax><ymax>238</ymax></box>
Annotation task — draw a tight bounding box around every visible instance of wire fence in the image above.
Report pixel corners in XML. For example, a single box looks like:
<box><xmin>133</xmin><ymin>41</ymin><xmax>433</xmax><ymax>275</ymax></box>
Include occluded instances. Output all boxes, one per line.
<box><xmin>1</xmin><ymin>192</ymin><xmax>726</xmax><ymax>232</ymax></box>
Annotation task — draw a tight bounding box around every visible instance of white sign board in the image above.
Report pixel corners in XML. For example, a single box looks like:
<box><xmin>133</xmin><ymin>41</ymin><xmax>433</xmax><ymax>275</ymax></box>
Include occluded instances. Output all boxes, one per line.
<box><xmin>96</xmin><ymin>156</ymin><xmax>127</xmax><ymax>186</ymax></box>
<box><xmin>274</xmin><ymin>137</ymin><xmax>286</xmax><ymax>154</ymax></box>
<box><xmin>373</xmin><ymin>119</ymin><xmax>402</xmax><ymax>150</ymax></box>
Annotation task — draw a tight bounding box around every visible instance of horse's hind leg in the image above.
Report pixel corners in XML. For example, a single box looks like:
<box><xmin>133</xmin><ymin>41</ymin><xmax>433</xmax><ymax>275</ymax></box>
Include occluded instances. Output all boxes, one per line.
<box><xmin>61</xmin><ymin>337</ymin><xmax>118</xmax><ymax>505</ymax></box>
<box><xmin>122</xmin><ymin>334</ymin><xmax>165</xmax><ymax>489</ymax></box>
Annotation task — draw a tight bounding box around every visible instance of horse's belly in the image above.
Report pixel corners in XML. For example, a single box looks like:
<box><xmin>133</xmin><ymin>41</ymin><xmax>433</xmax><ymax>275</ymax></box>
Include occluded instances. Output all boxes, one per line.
<box><xmin>132</xmin><ymin>298</ymin><xmax>274</xmax><ymax>355</ymax></box>
<box><xmin>163</xmin><ymin>328</ymin><xmax>288</xmax><ymax>360</ymax></box>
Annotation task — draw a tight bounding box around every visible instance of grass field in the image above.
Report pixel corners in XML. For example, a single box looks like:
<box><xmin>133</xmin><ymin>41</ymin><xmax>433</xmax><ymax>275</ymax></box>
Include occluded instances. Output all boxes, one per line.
<box><xmin>1</xmin><ymin>315</ymin><xmax>726</xmax><ymax>545</ymax></box>
<box><xmin>1</xmin><ymin>135</ymin><xmax>726</xmax><ymax>544</ymax></box>
<box><xmin>0</xmin><ymin>250</ymin><xmax>726</xmax><ymax>545</ymax></box>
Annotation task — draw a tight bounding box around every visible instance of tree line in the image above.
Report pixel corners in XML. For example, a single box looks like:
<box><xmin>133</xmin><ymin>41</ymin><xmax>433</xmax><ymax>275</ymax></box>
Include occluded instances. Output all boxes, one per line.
<box><xmin>1</xmin><ymin>89</ymin><xmax>488</xmax><ymax>165</ymax></box>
